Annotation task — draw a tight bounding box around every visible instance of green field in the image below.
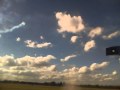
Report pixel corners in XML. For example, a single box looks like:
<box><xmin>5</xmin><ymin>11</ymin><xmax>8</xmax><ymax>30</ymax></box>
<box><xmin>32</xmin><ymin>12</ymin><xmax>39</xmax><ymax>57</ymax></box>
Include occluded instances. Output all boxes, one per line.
<box><xmin>0</xmin><ymin>83</ymin><xmax>119</xmax><ymax>90</ymax></box>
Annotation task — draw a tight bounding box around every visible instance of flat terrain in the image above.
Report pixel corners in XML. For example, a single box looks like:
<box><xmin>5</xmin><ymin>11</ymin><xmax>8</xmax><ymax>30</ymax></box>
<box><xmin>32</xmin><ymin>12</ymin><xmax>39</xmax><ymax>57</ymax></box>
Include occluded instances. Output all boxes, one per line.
<box><xmin>0</xmin><ymin>83</ymin><xmax>119</xmax><ymax>90</ymax></box>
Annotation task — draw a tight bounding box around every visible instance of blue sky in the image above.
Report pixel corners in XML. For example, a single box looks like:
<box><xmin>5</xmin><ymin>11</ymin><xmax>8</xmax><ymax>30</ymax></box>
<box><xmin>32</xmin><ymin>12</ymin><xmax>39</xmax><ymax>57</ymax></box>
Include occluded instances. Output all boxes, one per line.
<box><xmin>0</xmin><ymin>0</ymin><xmax>120</xmax><ymax>85</ymax></box>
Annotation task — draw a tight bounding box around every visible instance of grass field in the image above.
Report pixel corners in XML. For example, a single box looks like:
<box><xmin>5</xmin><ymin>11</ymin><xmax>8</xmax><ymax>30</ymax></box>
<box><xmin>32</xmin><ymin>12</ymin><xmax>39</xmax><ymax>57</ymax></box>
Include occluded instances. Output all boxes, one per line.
<box><xmin>0</xmin><ymin>83</ymin><xmax>119</xmax><ymax>90</ymax></box>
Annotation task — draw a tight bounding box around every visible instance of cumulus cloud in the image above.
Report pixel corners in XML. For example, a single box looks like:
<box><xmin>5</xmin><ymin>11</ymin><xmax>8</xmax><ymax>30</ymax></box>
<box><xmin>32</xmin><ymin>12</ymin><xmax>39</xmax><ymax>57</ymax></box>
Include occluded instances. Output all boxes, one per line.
<box><xmin>24</xmin><ymin>40</ymin><xmax>52</xmax><ymax>48</ymax></box>
<box><xmin>16</xmin><ymin>37</ymin><xmax>21</xmax><ymax>42</ymax></box>
<box><xmin>0</xmin><ymin>21</ymin><xmax>26</xmax><ymax>34</ymax></box>
<box><xmin>84</xmin><ymin>40</ymin><xmax>96</xmax><ymax>52</ymax></box>
<box><xmin>0</xmin><ymin>55</ymin><xmax>56</xmax><ymax>67</ymax></box>
<box><xmin>17</xmin><ymin>55</ymin><xmax>56</xmax><ymax>67</ymax></box>
<box><xmin>90</xmin><ymin>62</ymin><xmax>110</xmax><ymax>71</ymax></box>
<box><xmin>60</xmin><ymin>54</ymin><xmax>77</xmax><ymax>62</ymax></box>
<box><xmin>0</xmin><ymin>55</ymin><xmax>16</xmax><ymax>66</ymax></box>
<box><xmin>102</xmin><ymin>31</ymin><xmax>120</xmax><ymax>40</ymax></box>
<box><xmin>93</xmin><ymin>70</ymin><xmax>118</xmax><ymax>82</ymax></box>
<box><xmin>0</xmin><ymin>56</ymin><xmax>119</xmax><ymax>85</ymax></box>
<box><xmin>0</xmin><ymin>54</ymin><xmax>58</xmax><ymax>82</ymax></box>
<box><xmin>70</xmin><ymin>36</ymin><xmax>78</xmax><ymax>43</ymax></box>
<box><xmin>56</xmin><ymin>12</ymin><xmax>85</xmax><ymax>33</ymax></box>
<box><xmin>79</xmin><ymin>66</ymin><xmax>89</xmax><ymax>73</ymax></box>
<box><xmin>88</xmin><ymin>27</ymin><xmax>103</xmax><ymax>38</ymax></box>
<box><xmin>64</xmin><ymin>61</ymin><xmax>109</xmax><ymax>74</ymax></box>
<box><xmin>61</xmin><ymin>61</ymin><xmax>118</xmax><ymax>85</ymax></box>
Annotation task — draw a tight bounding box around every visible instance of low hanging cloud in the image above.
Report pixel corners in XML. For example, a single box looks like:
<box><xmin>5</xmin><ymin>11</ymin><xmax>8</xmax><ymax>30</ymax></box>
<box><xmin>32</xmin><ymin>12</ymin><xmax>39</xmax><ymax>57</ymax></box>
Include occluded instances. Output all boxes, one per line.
<box><xmin>0</xmin><ymin>55</ymin><xmax>119</xmax><ymax>85</ymax></box>
<box><xmin>64</xmin><ymin>61</ymin><xmax>110</xmax><ymax>74</ymax></box>
<box><xmin>0</xmin><ymin>54</ymin><xmax>57</xmax><ymax>82</ymax></box>
<box><xmin>102</xmin><ymin>31</ymin><xmax>120</xmax><ymax>40</ymax></box>
<box><xmin>24</xmin><ymin>40</ymin><xmax>52</xmax><ymax>48</ymax></box>
<box><xmin>0</xmin><ymin>55</ymin><xmax>16</xmax><ymax>67</ymax></box>
<box><xmin>60</xmin><ymin>54</ymin><xmax>77</xmax><ymax>62</ymax></box>
<box><xmin>84</xmin><ymin>40</ymin><xmax>96</xmax><ymax>52</ymax></box>
<box><xmin>90</xmin><ymin>62</ymin><xmax>110</xmax><ymax>71</ymax></box>
<box><xmin>0</xmin><ymin>21</ymin><xmax>26</xmax><ymax>34</ymax></box>
<box><xmin>90</xmin><ymin>71</ymin><xmax>118</xmax><ymax>84</ymax></box>
<box><xmin>61</xmin><ymin>61</ymin><xmax>119</xmax><ymax>85</ymax></box>
<box><xmin>88</xmin><ymin>27</ymin><xmax>103</xmax><ymax>38</ymax></box>
<box><xmin>70</xmin><ymin>36</ymin><xmax>78</xmax><ymax>43</ymax></box>
<box><xmin>79</xmin><ymin>66</ymin><xmax>89</xmax><ymax>73</ymax></box>
<box><xmin>0</xmin><ymin>55</ymin><xmax>56</xmax><ymax>67</ymax></box>
<box><xmin>55</xmin><ymin>12</ymin><xmax>85</xmax><ymax>33</ymax></box>
<box><xmin>67</xmin><ymin>61</ymin><xmax>110</xmax><ymax>74</ymax></box>
<box><xmin>17</xmin><ymin>55</ymin><xmax>56</xmax><ymax>67</ymax></box>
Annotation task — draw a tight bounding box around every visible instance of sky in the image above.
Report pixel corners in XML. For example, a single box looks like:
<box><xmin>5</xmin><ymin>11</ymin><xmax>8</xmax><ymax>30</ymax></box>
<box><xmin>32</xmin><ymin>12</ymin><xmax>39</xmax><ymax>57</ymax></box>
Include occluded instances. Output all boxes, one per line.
<box><xmin>0</xmin><ymin>0</ymin><xmax>120</xmax><ymax>85</ymax></box>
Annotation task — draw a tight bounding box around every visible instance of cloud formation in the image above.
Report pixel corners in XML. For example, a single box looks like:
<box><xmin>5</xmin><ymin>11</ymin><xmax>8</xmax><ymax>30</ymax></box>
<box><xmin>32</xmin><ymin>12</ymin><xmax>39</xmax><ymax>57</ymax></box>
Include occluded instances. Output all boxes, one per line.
<box><xmin>0</xmin><ymin>55</ymin><xmax>119</xmax><ymax>85</ymax></box>
<box><xmin>70</xmin><ymin>36</ymin><xmax>78</xmax><ymax>43</ymax></box>
<box><xmin>102</xmin><ymin>31</ymin><xmax>120</xmax><ymax>40</ymax></box>
<box><xmin>0</xmin><ymin>55</ymin><xmax>16</xmax><ymax>67</ymax></box>
<box><xmin>60</xmin><ymin>54</ymin><xmax>77</xmax><ymax>62</ymax></box>
<box><xmin>0</xmin><ymin>55</ymin><xmax>56</xmax><ymax>67</ymax></box>
<box><xmin>61</xmin><ymin>61</ymin><xmax>119</xmax><ymax>85</ymax></box>
<box><xmin>0</xmin><ymin>55</ymin><xmax>57</xmax><ymax>82</ymax></box>
<box><xmin>79</xmin><ymin>66</ymin><xmax>89</xmax><ymax>73</ymax></box>
<box><xmin>88</xmin><ymin>27</ymin><xmax>103</xmax><ymax>38</ymax></box>
<box><xmin>0</xmin><ymin>21</ymin><xmax>26</xmax><ymax>34</ymax></box>
<box><xmin>16</xmin><ymin>37</ymin><xmax>21</xmax><ymax>42</ymax></box>
<box><xmin>24</xmin><ymin>40</ymin><xmax>52</xmax><ymax>48</ymax></box>
<box><xmin>17</xmin><ymin>55</ymin><xmax>56</xmax><ymax>67</ymax></box>
<box><xmin>56</xmin><ymin>12</ymin><xmax>85</xmax><ymax>33</ymax></box>
<box><xmin>84</xmin><ymin>40</ymin><xmax>96</xmax><ymax>52</ymax></box>
<box><xmin>90</xmin><ymin>62</ymin><xmax>110</xmax><ymax>71</ymax></box>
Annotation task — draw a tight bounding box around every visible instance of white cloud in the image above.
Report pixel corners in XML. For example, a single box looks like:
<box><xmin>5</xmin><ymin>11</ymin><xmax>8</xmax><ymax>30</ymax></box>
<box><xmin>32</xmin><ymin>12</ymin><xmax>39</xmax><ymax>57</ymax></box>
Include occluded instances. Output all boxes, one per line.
<box><xmin>61</xmin><ymin>61</ymin><xmax>118</xmax><ymax>85</ymax></box>
<box><xmin>40</xmin><ymin>65</ymin><xmax>56</xmax><ymax>72</ymax></box>
<box><xmin>0</xmin><ymin>56</ymin><xmax>119</xmax><ymax>85</ymax></box>
<box><xmin>40</xmin><ymin>36</ymin><xmax>44</xmax><ymax>40</ymax></box>
<box><xmin>65</xmin><ymin>61</ymin><xmax>109</xmax><ymax>74</ymax></box>
<box><xmin>0</xmin><ymin>21</ymin><xmax>26</xmax><ymax>34</ymax></box>
<box><xmin>0</xmin><ymin>55</ymin><xmax>16</xmax><ymax>66</ymax></box>
<box><xmin>102</xmin><ymin>31</ymin><xmax>120</xmax><ymax>40</ymax></box>
<box><xmin>0</xmin><ymin>54</ymin><xmax>58</xmax><ymax>82</ymax></box>
<box><xmin>0</xmin><ymin>55</ymin><xmax>56</xmax><ymax>67</ymax></box>
<box><xmin>16</xmin><ymin>37</ymin><xmax>21</xmax><ymax>42</ymax></box>
<box><xmin>60</xmin><ymin>54</ymin><xmax>77</xmax><ymax>62</ymax></box>
<box><xmin>90</xmin><ymin>62</ymin><xmax>110</xmax><ymax>71</ymax></box>
<box><xmin>70</xmin><ymin>36</ymin><xmax>78</xmax><ymax>43</ymax></box>
<box><xmin>56</xmin><ymin>12</ymin><xmax>85</xmax><ymax>33</ymax></box>
<box><xmin>88</xmin><ymin>27</ymin><xmax>103</xmax><ymax>38</ymax></box>
<box><xmin>79</xmin><ymin>66</ymin><xmax>89</xmax><ymax>73</ymax></box>
<box><xmin>24</xmin><ymin>40</ymin><xmax>52</xmax><ymax>48</ymax></box>
<box><xmin>17</xmin><ymin>55</ymin><xmax>56</xmax><ymax>67</ymax></box>
<box><xmin>112</xmin><ymin>70</ymin><xmax>117</xmax><ymax>75</ymax></box>
<box><xmin>94</xmin><ymin>70</ymin><xmax>118</xmax><ymax>82</ymax></box>
<box><xmin>84</xmin><ymin>40</ymin><xmax>96</xmax><ymax>52</ymax></box>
